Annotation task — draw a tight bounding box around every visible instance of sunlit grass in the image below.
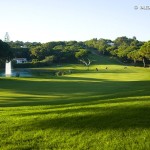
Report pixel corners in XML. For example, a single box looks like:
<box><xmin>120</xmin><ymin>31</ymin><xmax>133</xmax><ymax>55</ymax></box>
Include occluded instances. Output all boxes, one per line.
<box><xmin>0</xmin><ymin>55</ymin><xmax>150</xmax><ymax>150</ymax></box>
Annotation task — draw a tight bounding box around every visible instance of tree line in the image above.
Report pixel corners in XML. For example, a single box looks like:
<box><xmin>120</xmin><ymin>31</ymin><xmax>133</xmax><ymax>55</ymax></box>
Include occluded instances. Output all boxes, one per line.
<box><xmin>0</xmin><ymin>36</ymin><xmax>150</xmax><ymax>67</ymax></box>
<box><xmin>85</xmin><ymin>37</ymin><xmax>150</xmax><ymax>67</ymax></box>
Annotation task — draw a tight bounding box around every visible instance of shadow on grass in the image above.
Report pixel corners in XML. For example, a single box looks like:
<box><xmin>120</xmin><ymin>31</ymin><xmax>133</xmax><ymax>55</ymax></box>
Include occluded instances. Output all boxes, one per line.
<box><xmin>20</xmin><ymin>105</ymin><xmax>150</xmax><ymax>131</ymax></box>
<box><xmin>0</xmin><ymin>76</ymin><xmax>150</xmax><ymax>131</ymax></box>
<box><xmin>0</xmin><ymin>76</ymin><xmax>149</xmax><ymax>107</ymax></box>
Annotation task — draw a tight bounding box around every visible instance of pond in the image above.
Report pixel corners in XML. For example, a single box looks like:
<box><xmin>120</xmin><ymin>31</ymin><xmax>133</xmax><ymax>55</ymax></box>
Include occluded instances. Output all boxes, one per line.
<box><xmin>0</xmin><ymin>68</ymin><xmax>72</xmax><ymax>77</ymax></box>
<box><xmin>0</xmin><ymin>68</ymin><xmax>32</xmax><ymax>77</ymax></box>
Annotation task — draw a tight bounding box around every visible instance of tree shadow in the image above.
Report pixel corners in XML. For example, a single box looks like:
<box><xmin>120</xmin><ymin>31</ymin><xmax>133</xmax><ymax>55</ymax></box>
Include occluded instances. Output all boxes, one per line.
<box><xmin>25</xmin><ymin>105</ymin><xmax>150</xmax><ymax>131</ymax></box>
<box><xmin>0</xmin><ymin>76</ymin><xmax>150</xmax><ymax>131</ymax></box>
<box><xmin>0</xmin><ymin>76</ymin><xmax>149</xmax><ymax>107</ymax></box>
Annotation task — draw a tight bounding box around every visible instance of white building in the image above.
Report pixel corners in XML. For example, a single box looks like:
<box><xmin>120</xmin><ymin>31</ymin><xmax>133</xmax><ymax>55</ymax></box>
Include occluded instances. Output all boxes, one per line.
<box><xmin>13</xmin><ymin>58</ymin><xmax>27</xmax><ymax>64</ymax></box>
<box><xmin>107</xmin><ymin>42</ymin><xmax>114</xmax><ymax>46</ymax></box>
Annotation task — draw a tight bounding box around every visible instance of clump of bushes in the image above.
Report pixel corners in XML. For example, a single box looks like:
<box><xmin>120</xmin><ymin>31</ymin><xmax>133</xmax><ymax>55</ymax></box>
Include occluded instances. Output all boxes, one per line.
<box><xmin>55</xmin><ymin>70</ymin><xmax>72</xmax><ymax>76</ymax></box>
<box><xmin>56</xmin><ymin>71</ymin><xmax>63</xmax><ymax>76</ymax></box>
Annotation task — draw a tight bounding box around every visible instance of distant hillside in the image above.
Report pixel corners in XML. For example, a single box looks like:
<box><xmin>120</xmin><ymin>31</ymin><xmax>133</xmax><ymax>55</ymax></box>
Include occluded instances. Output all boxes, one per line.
<box><xmin>89</xmin><ymin>53</ymin><xmax>123</xmax><ymax>65</ymax></box>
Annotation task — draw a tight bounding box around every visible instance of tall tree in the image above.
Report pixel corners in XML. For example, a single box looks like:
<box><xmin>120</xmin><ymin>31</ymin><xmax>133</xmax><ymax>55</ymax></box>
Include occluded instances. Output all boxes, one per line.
<box><xmin>127</xmin><ymin>50</ymin><xmax>140</xmax><ymax>64</ymax></box>
<box><xmin>75</xmin><ymin>49</ymin><xmax>92</xmax><ymax>70</ymax></box>
<box><xmin>0</xmin><ymin>40</ymin><xmax>13</xmax><ymax>62</ymax></box>
<box><xmin>139</xmin><ymin>41</ymin><xmax>150</xmax><ymax>67</ymax></box>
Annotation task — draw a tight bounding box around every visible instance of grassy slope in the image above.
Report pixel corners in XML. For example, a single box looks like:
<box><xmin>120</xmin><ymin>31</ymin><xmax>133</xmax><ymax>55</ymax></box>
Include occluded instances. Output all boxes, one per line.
<box><xmin>0</xmin><ymin>54</ymin><xmax>150</xmax><ymax>150</ymax></box>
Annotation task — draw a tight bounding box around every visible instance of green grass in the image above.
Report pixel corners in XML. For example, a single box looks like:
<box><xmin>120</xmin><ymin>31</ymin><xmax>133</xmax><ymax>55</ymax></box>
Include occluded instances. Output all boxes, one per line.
<box><xmin>0</xmin><ymin>55</ymin><xmax>150</xmax><ymax>150</ymax></box>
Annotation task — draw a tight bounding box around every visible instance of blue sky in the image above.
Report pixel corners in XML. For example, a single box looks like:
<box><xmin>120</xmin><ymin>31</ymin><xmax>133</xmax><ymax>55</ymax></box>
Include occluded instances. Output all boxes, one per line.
<box><xmin>0</xmin><ymin>0</ymin><xmax>149</xmax><ymax>43</ymax></box>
